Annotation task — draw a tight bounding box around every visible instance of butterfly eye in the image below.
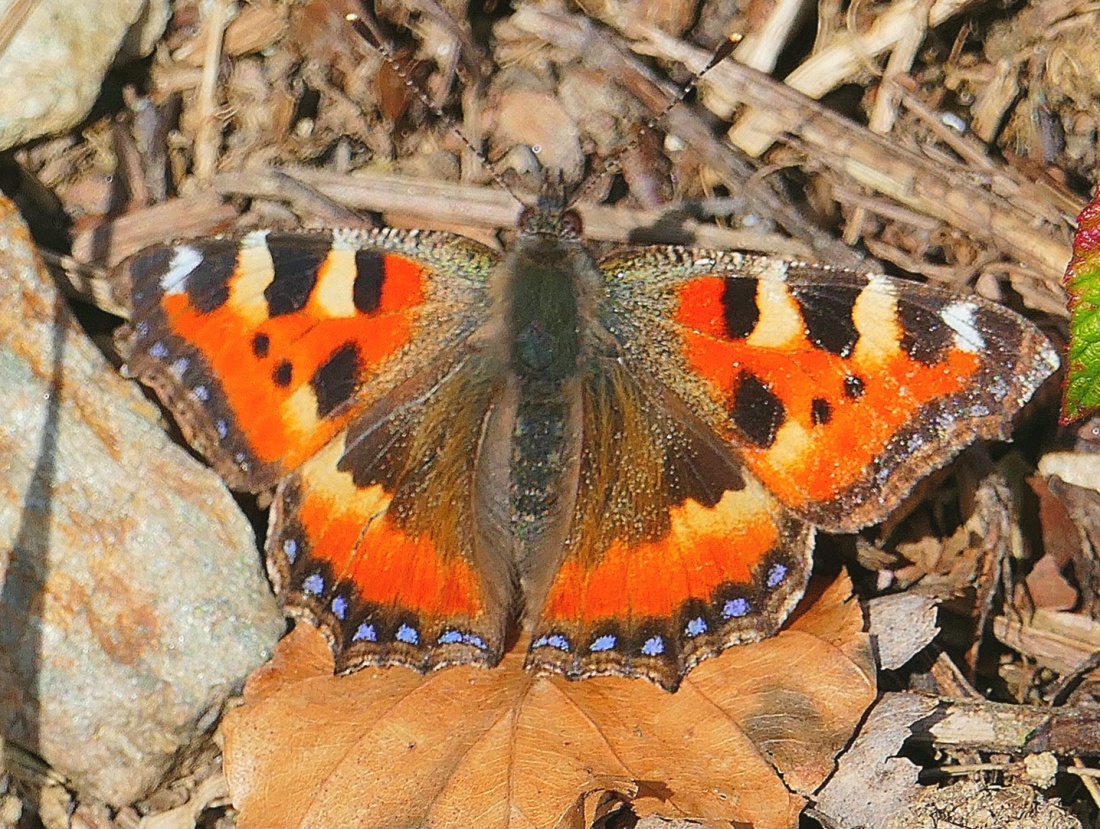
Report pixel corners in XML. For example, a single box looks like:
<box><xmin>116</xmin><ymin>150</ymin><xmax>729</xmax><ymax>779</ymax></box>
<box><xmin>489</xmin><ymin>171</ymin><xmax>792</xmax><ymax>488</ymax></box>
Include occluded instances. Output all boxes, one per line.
<box><xmin>517</xmin><ymin>205</ymin><xmax>539</xmax><ymax>232</ymax></box>
<box><xmin>559</xmin><ymin>210</ymin><xmax>583</xmax><ymax>239</ymax></box>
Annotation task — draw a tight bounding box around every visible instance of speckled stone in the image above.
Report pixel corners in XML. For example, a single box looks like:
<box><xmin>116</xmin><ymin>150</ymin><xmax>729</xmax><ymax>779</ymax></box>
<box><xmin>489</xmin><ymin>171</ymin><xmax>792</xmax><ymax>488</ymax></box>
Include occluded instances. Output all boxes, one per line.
<box><xmin>0</xmin><ymin>196</ymin><xmax>283</xmax><ymax>806</ymax></box>
<box><xmin>0</xmin><ymin>0</ymin><xmax>169</xmax><ymax>150</ymax></box>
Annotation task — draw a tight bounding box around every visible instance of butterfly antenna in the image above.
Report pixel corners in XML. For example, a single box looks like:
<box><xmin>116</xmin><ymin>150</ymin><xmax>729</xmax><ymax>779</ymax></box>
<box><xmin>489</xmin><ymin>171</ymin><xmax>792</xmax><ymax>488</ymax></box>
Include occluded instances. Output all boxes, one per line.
<box><xmin>346</xmin><ymin>10</ymin><xmax>525</xmax><ymax>209</ymax></box>
<box><xmin>567</xmin><ymin>33</ymin><xmax>742</xmax><ymax>210</ymax></box>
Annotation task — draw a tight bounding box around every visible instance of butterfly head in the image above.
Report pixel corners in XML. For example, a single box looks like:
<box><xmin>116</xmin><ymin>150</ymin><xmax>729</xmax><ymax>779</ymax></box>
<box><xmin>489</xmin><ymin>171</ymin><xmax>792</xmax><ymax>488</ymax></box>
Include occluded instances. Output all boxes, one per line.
<box><xmin>517</xmin><ymin>171</ymin><xmax>584</xmax><ymax>241</ymax></box>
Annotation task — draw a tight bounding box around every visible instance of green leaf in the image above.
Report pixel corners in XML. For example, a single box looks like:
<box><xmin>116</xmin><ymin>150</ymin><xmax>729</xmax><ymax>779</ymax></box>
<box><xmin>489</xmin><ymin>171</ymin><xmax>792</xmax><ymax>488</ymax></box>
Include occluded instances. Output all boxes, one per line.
<box><xmin>1062</xmin><ymin>193</ymin><xmax>1100</xmax><ymax>422</ymax></box>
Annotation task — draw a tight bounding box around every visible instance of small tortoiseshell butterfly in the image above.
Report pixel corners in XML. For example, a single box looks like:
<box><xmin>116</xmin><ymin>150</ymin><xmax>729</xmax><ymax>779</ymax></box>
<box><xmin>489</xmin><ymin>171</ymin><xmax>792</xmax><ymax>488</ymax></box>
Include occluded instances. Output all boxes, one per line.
<box><xmin>118</xmin><ymin>170</ymin><xmax>1057</xmax><ymax>691</ymax></box>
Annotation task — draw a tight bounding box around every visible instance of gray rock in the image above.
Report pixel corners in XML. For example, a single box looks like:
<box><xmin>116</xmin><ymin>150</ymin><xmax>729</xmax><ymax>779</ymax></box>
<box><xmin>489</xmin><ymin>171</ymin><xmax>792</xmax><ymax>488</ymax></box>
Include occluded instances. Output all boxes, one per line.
<box><xmin>0</xmin><ymin>0</ymin><xmax>171</xmax><ymax>151</ymax></box>
<box><xmin>0</xmin><ymin>196</ymin><xmax>284</xmax><ymax>807</ymax></box>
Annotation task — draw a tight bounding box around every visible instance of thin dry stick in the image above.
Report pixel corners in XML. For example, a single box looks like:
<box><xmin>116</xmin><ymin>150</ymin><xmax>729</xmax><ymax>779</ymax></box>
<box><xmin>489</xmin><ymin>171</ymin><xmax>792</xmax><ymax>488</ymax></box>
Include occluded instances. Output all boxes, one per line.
<box><xmin>1071</xmin><ymin>759</ymin><xmax>1100</xmax><ymax>808</ymax></box>
<box><xmin>193</xmin><ymin>0</ymin><xmax>230</xmax><ymax>184</ymax></box>
<box><xmin>831</xmin><ymin>183</ymin><xmax>943</xmax><ymax>230</ymax></box>
<box><xmin>894</xmin><ymin>84</ymin><xmax>999</xmax><ymax>172</ymax></box>
<box><xmin>627</xmin><ymin>23</ymin><xmax>1075</xmax><ymax>297</ymax></box>
<box><xmin>212</xmin><ymin>167</ymin><xmax>814</xmax><ymax>257</ymax></box>
<box><xmin>910</xmin><ymin>695</ymin><xmax>1100</xmax><ymax>756</ymax></box>
<box><xmin>727</xmin><ymin>0</ymin><xmax>983</xmax><ymax>155</ymax></box>
<box><xmin>844</xmin><ymin>0</ymin><xmax>931</xmax><ymax>243</ymax></box>
<box><xmin>733</xmin><ymin>0</ymin><xmax>813</xmax><ymax>73</ymax></box>
<box><xmin>266</xmin><ymin>170</ymin><xmax>368</xmax><ymax>227</ymax></box>
<box><xmin>932</xmin><ymin>761</ymin><xmax>1012</xmax><ymax>776</ymax></box>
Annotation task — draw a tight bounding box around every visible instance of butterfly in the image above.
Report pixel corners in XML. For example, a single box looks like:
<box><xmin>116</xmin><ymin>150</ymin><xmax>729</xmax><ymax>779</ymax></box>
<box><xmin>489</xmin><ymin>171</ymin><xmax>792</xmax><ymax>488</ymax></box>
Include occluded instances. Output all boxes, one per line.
<box><xmin>118</xmin><ymin>172</ymin><xmax>1058</xmax><ymax>691</ymax></box>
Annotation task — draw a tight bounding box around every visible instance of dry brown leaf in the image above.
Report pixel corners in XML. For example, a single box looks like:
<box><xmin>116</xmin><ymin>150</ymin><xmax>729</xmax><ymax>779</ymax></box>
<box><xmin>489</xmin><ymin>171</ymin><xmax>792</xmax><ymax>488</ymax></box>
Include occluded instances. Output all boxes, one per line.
<box><xmin>867</xmin><ymin>594</ymin><xmax>940</xmax><ymax>670</ymax></box>
<box><xmin>814</xmin><ymin>692</ymin><xmax>938</xmax><ymax>828</ymax></box>
<box><xmin>223</xmin><ymin>574</ymin><xmax>874</xmax><ymax>829</ymax></box>
<box><xmin>1038</xmin><ymin>475</ymin><xmax>1100</xmax><ymax>619</ymax></box>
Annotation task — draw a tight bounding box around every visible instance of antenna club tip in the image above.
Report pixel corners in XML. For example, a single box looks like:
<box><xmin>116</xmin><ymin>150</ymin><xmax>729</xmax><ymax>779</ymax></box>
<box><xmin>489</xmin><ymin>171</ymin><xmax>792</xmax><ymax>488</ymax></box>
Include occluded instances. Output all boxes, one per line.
<box><xmin>709</xmin><ymin>34</ymin><xmax>740</xmax><ymax>67</ymax></box>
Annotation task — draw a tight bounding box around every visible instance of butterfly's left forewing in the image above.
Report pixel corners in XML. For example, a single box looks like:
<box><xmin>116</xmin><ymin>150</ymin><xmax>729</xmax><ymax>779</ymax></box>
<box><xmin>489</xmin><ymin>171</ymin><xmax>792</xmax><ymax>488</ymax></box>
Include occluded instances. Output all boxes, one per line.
<box><xmin>122</xmin><ymin>228</ymin><xmax>496</xmax><ymax>490</ymax></box>
<box><xmin>602</xmin><ymin>249</ymin><xmax>1059</xmax><ymax>532</ymax></box>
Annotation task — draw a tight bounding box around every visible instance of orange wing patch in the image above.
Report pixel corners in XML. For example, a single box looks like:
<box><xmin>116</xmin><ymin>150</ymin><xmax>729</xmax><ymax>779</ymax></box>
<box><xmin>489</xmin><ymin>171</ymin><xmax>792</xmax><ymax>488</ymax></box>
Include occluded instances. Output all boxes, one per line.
<box><xmin>290</xmin><ymin>441</ymin><xmax>484</xmax><ymax>620</ymax></box>
<box><xmin>542</xmin><ymin>485</ymin><xmax>781</xmax><ymax>622</ymax></box>
<box><xmin>270</xmin><ymin>439</ymin><xmax>496</xmax><ymax>672</ymax></box>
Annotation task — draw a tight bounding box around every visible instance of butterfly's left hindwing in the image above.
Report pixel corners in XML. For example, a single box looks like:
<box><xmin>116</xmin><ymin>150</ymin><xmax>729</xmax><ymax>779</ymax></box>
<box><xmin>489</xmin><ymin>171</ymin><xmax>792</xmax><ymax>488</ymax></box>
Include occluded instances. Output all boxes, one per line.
<box><xmin>526</xmin><ymin>358</ymin><xmax>813</xmax><ymax>691</ymax></box>
<box><xmin>269</xmin><ymin>354</ymin><xmax>518</xmax><ymax>672</ymax></box>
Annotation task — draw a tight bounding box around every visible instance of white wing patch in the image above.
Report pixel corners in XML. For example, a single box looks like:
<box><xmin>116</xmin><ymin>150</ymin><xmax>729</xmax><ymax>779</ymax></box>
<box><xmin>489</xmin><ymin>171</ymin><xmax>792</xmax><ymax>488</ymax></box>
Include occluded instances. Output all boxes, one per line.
<box><xmin>941</xmin><ymin>301</ymin><xmax>984</xmax><ymax>353</ymax></box>
<box><xmin>160</xmin><ymin>246</ymin><xmax>203</xmax><ymax>295</ymax></box>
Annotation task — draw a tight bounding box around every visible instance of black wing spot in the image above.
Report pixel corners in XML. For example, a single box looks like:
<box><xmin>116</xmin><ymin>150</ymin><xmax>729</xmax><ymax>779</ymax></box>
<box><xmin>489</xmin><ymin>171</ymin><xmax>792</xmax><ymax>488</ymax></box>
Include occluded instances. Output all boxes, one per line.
<box><xmin>731</xmin><ymin>371</ymin><xmax>785</xmax><ymax>448</ymax></box>
<box><xmin>251</xmin><ymin>333</ymin><xmax>270</xmax><ymax>358</ymax></box>
<box><xmin>721</xmin><ymin>278</ymin><xmax>759</xmax><ymax>339</ymax></box>
<box><xmin>183</xmin><ymin>245</ymin><xmax>236</xmax><ymax>314</ymax></box>
<box><xmin>794</xmin><ymin>283</ymin><xmax>862</xmax><ymax>357</ymax></box>
<box><xmin>811</xmin><ymin>397</ymin><xmax>832</xmax><ymax>426</ymax></box>
<box><xmin>264</xmin><ymin>237</ymin><xmax>328</xmax><ymax>317</ymax></box>
<box><xmin>273</xmin><ymin>360</ymin><xmax>293</xmax><ymax>387</ymax></box>
<box><xmin>353</xmin><ymin>251</ymin><xmax>386</xmax><ymax>314</ymax></box>
<box><xmin>844</xmin><ymin>375</ymin><xmax>865</xmax><ymax>399</ymax></box>
<box><xmin>312</xmin><ymin>344</ymin><xmax>361</xmax><ymax>418</ymax></box>
<box><xmin>899</xmin><ymin>301</ymin><xmax>952</xmax><ymax>365</ymax></box>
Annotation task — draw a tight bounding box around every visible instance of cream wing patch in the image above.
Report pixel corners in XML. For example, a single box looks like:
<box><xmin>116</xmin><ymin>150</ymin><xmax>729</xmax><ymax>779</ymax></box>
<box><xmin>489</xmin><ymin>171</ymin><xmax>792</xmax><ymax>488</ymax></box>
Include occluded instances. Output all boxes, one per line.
<box><xmin>852</xmin><ymin>275</ymin><xmax>902</xmax><ymax>366</ymax></box>
<box><xmin>312</xmin><ymin>250</ymin><xmax>360</xmax><ymax>318</ymax></box>
<box><xmin>229</xmin><ymin>231</ymin><xmax>276</xmax><ymax>326</ymax></box>
<box><xmin>746</xmin><ymin>263</ymin><xmax>803</xmax><ymax>350</ymax></box>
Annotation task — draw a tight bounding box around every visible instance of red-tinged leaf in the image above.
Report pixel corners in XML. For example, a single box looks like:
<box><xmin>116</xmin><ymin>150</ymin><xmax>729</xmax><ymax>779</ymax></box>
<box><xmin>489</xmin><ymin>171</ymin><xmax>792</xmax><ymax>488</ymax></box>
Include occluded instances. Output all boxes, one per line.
<box><xmin>1062</xmin><ymin>192</ymin><xmax>1100</xmax><ymax>422</ymax></box>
